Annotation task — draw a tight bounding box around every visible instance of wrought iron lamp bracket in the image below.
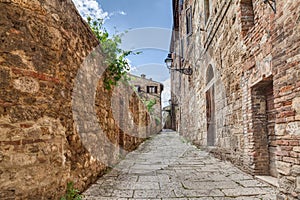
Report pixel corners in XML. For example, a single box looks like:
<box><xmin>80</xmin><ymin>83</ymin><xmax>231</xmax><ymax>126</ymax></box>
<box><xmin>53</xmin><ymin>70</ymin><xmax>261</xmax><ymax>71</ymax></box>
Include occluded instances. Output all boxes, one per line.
<box><xmin>165</xmin><ymin>53</ymin><xmax>193</xmax><ymax>76</ymax></box>
<box><xmin>173</xmin><ymin>67</ymin><xmax>193</xmax><ymax>76</ymax></box>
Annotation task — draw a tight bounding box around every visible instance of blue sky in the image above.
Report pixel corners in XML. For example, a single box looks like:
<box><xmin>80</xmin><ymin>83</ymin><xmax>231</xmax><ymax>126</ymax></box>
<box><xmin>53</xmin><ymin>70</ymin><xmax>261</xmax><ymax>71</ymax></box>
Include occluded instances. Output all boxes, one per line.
<box><xmin>72</xmin><ymin>0</ymin><xmax>173</xmax><ymax>82</ymax></box>
<box><xmin>100</xmin><ymin>1</ymin><xmax>172</xmax><ymax>30</ymax></box>
<box><xmin>100</xmin><ymin>0</ymin><xmax>173</xmax><ymax>82</ymax></box>
<box><xmin>72</xmin><ymin>0</ymin><xmax>172</xmax><ymax>106</ymax></box>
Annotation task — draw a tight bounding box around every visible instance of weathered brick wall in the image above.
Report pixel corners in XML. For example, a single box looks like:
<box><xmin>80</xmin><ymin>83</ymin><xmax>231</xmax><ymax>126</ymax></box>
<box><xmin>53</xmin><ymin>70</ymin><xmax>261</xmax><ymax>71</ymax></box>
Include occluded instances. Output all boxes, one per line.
<box><xmin>241</xmin><ymin>1</ymin><xmax>300</xmax><ymax>198</ymax></box>
<box><xmin>171</xmin><ymin>0</ymin><xmax>300</xmax><ymax>199</ymax></box>
<box><xmin>0</xmin><ymin>0</ymin><xmax>160</xmax><ymax>199</ymax></box>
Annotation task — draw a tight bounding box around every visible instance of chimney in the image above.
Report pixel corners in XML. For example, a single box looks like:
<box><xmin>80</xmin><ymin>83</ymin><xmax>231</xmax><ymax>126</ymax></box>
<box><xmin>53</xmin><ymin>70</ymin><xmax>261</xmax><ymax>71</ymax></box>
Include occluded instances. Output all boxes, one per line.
<box><xmin>141</xmin><ymin>74</ymin><xmax>146</xmax><ymax>78</ymax></box>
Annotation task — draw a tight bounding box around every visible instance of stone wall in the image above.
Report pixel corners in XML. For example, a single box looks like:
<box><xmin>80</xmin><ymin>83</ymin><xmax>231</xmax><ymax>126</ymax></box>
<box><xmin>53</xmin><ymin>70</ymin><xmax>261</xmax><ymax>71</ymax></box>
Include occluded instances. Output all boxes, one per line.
<box><xmin>241</xmin><ymin>1</ymin><xmax>300</xmax><ymax>198</ymax></box>
<box><xmin>0</xmin><ymin>0</ymin><xmax>160</xmax><ymax>199</ymax></box>
<box><xmin>170</xmin><ymin>0</ymin><xmax>300</xmax><ymax>199</ymax></box>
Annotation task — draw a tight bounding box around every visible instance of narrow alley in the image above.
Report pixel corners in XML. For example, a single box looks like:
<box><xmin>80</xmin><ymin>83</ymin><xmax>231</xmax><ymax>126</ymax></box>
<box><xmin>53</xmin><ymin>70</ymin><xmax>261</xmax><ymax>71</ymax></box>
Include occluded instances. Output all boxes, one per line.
<box><xmin>83</xmin><ymin>131</ymin><xmax>276</xmax><ymax>200</ymax></box>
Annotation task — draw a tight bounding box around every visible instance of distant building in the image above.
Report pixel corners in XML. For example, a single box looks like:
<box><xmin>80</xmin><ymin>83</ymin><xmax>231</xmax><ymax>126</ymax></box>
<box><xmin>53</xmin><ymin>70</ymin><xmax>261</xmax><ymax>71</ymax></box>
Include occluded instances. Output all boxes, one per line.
<box><xmin>128</xmin><ymin>74</ymin><xmax>164</xmax><ymax>126</ymax></box>
<box><xmin>162</xmin><ymin>105</ymin><xmax>172</xmax><ymax>129</ymax></box>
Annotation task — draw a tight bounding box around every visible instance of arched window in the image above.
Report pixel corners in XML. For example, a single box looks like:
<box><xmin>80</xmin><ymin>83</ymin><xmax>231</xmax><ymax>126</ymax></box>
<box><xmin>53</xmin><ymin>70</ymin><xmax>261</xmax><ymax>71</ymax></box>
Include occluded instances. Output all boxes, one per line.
<box><xmin>240</xmin><ymin>0</ymin><xmax>255</xmax><ymax>37</ymax></box>
<box><xmin>206</xmin><ymin>64</ymin><xmax>214</xmax><ymax>85</ymax></box>
<box><xmin>186</xmin><ymin>7</ymin><xmax>192</xmax><ymax>36</ymax></box>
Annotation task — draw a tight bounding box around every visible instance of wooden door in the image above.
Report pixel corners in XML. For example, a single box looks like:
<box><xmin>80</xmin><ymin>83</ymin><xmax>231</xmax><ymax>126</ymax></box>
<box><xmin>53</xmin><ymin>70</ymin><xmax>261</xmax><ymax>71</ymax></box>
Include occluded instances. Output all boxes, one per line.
<box><xmin>206</xmin><ymin>86</ymin><xmax>215</xmax><ymax>146</ymax></box>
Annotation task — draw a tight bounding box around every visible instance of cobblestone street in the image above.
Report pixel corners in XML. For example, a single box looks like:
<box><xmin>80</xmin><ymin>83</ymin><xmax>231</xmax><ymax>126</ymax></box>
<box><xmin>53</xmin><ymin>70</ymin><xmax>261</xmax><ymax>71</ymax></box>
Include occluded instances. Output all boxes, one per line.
<box><xmin>83</xmin><ymin>131</ymin><xmax>276</xmax><ymax>200</ymax></box>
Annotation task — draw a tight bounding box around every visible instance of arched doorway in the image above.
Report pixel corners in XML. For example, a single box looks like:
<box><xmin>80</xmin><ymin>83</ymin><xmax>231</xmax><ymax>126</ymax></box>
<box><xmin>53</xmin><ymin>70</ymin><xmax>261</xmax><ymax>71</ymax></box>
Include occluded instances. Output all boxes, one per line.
<box><xmin>206</xmin><ymin>64</ymin><xmax>215</xmax><ymax>146</ymax></box>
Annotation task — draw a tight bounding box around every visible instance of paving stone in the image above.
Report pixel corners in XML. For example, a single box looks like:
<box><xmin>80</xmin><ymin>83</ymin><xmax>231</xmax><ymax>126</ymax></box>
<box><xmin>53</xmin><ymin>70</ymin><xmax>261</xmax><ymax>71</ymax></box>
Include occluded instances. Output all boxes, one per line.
<box><xmin>133</xmin><ymin>189</ymin><xmax>176</xmax><ymax>198</ymax></box>
<box><xmin>118</xmin><ymin>175</ymin><xmax>139</xmax><ymax>182</ymax></box>
<box><xmin>163</xmin><ymin>198</ymin><xmax>188</xmax><ymax>200</ymax></box>
<box><xmin>159</xmin><ymin>182</ymin><xmax>183</xmax><ymax>190</ymax></box>
<box><xmin>182</xmin><ymin>181</ymin><xmax>239</xmax><ymax>190</ymax></box>
<box><xmin>132</xmin><ymin>182</ymin><xmax>160</xmax><ymax>190</ymax></box>
<box><xmin>138</xmin><ymin>176</ymin><xmax>159</xmax><ymax>182</ymax></box>
<box><xmin>237</xmin><ymin>179</ymin><xmax>270</xmax><ymax>188</ymax></box>
<box><xmin>174</xmin><ymin>189</ymin><xmax>225</xmax><ymax>197</ymax></box>
<box><xmin>156</xmin><ymin>169</ymin><xmax>177</xmax><ymax>177</ymax></box>
<box><xmin>138</xmin><ymin>175</ymin><xmax>170</xmax><ymax>183</ymax></box>
<box><xmin>221</xmin><ymin>187</ymin><xmax>273</xmax><ymax>197</ymax></box>
<box><xmin>83</xmin><ymin>187</ymin><xmax>113</xmax><ymax>197</ymax></box>
<box><xmin>112</xmin><ymin>190</ymin><xmax>134</xmax><ymax>198</ymax></box>
<box><xmin>226</xmin><ymin>173</ymin><xmax>253</xmax><ymax>181</ymax></box>
<box><xmin>83</xmin><ymin>132</ymin><xmax>276</xmax><ymax>199</ymax></box>
<box><xmin>128</xmin><ymin>199</ymin><xmax>161</xmax><ymax>200</ymax></box>
<box><xmin>259</xmin><ymin>193</ymin><xmax>277</xmax><ymax>199</ymax></box>
<box><xmin>113</xmin><ymin>181</ymin><xmax>136</xmax><ymax>190</ymax></box>
<box><xmin>213</xmin><ymin>198</ymin><xmax>258</xmax><ymax>200</ymax></box>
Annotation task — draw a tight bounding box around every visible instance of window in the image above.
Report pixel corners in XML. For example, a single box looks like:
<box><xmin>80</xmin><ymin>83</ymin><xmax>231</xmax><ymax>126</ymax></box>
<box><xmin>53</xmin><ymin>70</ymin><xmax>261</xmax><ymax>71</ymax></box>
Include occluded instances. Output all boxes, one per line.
<box><xmin>134</xmin><ymin>85</ymin><xmax>141</xmax><ymax>92</ymax></box>
<box><xmin>186</xmin><ymin>7</ymin><xmax>192</xmax><ymax>36</ymax></box>
<box><xmin>147</xmin><ymin>86</ymin><xmax>158</xmax><ymax>94</ymax></box>
<box><xmin>204</xmin><ymin>0</ymin><xmax>210</xmax><ymax>25</ymax></box>
<box><xmin>240</xmin><ymin>0</ymin><xmax>255</xmax><ymax>37</ymax></box>
<box><xmin>206</xmin><ymin>64</ymin><xmax>214</xmax><ymax>84</ymax></box>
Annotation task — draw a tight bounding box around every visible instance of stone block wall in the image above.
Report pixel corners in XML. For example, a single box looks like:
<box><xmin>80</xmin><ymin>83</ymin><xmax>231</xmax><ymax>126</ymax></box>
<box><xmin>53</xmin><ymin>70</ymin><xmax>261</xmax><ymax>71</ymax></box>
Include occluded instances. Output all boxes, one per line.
<box><xmin>0</xmin><ymin>0</ymin><xmax>160</xmax><ymax>199</ymax></box>
<box><xmin>170</xmin><ymin>0</ymin><xmax>300</xmax><ymax>199</ymax></box>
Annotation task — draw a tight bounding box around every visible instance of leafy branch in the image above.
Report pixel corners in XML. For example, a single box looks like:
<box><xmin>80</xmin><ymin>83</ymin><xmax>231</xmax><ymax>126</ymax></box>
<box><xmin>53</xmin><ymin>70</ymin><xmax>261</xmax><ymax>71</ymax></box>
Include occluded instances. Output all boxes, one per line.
<box><xmin>87</xmin><ymin>17</ymin><xmax>139</xmax><ymax>90</ymax></box>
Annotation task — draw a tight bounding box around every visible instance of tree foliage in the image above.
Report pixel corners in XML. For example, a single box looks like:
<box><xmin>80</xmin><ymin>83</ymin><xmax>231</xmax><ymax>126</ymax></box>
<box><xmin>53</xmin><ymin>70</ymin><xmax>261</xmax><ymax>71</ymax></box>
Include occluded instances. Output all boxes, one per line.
<box><xmin>87</xmin><ymin>17</ymin><xmax>135</xmax><ymax>90</ymax></box>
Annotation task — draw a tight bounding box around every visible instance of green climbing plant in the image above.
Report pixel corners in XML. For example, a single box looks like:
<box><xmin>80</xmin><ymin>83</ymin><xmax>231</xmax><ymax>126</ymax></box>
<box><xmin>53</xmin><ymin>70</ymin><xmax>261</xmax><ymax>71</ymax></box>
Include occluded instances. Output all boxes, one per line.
<box><xmin>60</xmin><ymin>182</ymin><xmax>82</xmax><ymax>200</ymax></box>
<box><xmin>87</xmin><ymin>17</ymin><xmax>139</xmax><ymax>90</ymax></box>
<box><xmin>142</xmin><ymin>98</ymin><xmax>161</xmax><ymax>125</ymax></box>
<box><xmin>143</xmin><ymin>98</ymin><xmax>156</xmax><ymax>114</ymax></box>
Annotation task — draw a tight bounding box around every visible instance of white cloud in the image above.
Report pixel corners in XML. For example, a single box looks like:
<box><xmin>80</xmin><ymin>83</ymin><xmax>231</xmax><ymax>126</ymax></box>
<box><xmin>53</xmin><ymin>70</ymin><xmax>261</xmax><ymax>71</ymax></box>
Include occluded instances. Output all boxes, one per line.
<box><xmin>119</xmin><ymin>11</ymin><xmax>127</xmax><ymax>16</ymax></box>
<box><xmin>72</xmin><ymin>0</ymin><xmax>108</xmax><ymax>20</ymax></box>
<box><xmin>72</xmin><ymin>0</ymin><xmax>126</xmax><ymax>21</ymax></box>
<box><xmin>109</xmin><ymin>11</ymin><xmax>127</xmax><ymax>17</ymax></box>
<box><xmin>129</xmin><ymin>66</ymin><xmax>138</xmax><ymax>72</ymax></box>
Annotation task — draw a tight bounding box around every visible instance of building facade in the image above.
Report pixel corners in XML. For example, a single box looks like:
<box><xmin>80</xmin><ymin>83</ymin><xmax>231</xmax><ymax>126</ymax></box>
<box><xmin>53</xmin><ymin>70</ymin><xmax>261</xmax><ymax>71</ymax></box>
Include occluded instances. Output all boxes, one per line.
<box><xmin>128</xmin><ymin>74</ymin><xmax>164</xmax><ymax>127</ymax></box>
<box><xmin>169</xmin><ymin>0</ymin><xmax>300</xmax><ymax>199</ymax></box>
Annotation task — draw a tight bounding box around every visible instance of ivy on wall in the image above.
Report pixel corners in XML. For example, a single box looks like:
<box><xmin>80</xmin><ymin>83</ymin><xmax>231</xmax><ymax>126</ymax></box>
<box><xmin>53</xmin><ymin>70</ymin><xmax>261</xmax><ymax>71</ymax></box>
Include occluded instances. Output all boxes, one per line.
<box><xmin>87</xmin><ymin>17</ymin><xmax>139</xmax><ymax>90</ymax></box>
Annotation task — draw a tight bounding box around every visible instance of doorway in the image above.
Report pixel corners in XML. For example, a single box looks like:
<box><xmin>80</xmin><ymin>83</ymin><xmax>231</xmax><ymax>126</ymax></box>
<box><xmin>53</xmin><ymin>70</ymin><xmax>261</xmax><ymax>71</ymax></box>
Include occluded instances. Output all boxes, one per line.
<box><xmin>251</xmin><ymin>78</ymin><xmax>276</xmax><ymax>176</ymax></box>
<box><xmin>206</xmin><ymin>64</ymin><xmax>215</xmax><ymax>146</ymax></box>
<box><xmin>206</xmin><ymin>85</ymin><xmax>215</xmax><ymax>146</ymax></box>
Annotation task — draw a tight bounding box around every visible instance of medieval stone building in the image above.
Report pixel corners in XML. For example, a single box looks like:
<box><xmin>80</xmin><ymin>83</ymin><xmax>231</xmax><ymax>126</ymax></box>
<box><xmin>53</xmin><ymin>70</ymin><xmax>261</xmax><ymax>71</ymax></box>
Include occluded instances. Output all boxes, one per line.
<box><xmin>169</xmin><ymin>0</ymin><xmax>300</xmax><ymax>199</ymax></box>
<box><xmin>128</xmin><ymin>74</ymin><xmax>164</xmax><ymax>124</ymax></box>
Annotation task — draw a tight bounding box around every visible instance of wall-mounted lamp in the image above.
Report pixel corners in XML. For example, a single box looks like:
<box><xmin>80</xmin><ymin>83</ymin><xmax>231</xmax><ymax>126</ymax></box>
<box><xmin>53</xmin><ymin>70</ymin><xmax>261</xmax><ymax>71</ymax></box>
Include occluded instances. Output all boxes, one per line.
<box><xmin>168</xmin><ymin>99</ymin><xmax>178</xmax><ymax>106</ymax></box>
<box><xmin>263</xmin><ymin>0</ymin><xmax>276</xmax><ymax>13</ymax></box>
<box><xmin>164</xmin><ymin>53</ymin><xmax>193</xmax><ymax>76</ymax></box>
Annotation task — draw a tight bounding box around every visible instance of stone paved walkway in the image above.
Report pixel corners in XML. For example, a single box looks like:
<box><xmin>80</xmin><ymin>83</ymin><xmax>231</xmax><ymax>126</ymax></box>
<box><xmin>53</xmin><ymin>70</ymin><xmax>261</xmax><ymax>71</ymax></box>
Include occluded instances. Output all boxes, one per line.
<box><xmin>83</xmin><ymin>131</ymin><xmax>276</xmax><ymax>200</ymax></box>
